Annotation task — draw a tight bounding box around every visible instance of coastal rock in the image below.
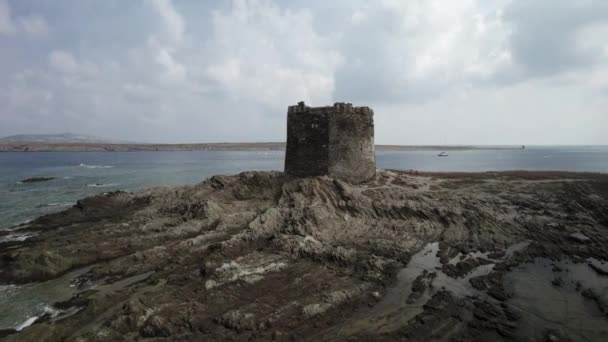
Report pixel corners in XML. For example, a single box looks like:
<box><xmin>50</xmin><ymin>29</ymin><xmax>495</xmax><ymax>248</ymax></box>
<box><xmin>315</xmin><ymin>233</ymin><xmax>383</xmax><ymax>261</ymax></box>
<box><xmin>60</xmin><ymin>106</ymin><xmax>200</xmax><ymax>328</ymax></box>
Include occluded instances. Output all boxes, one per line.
<box><xmin>140</xmin><ymin>315</ymin><xmax>172</xmax><ymax>337</ymax></box>
<box><xmin>442</xmin><ymin>257</ymin><xmax>493</xmax><ymax>278</ymax></box>
<box><xmin>0</xmin><ymin>329</ymin><xmax>17</xmax><ymax>338</ymax></box>
<box><xmin>568</xmin><ymin>232</ymin><xmax>591</xmax><ymax>243</ymax></box>
<box><xmin>2</xmin><ymin>170</ymin><xmax>608</xmax><ymax>341</ymax></box>
<box><xmin>20</xmin><ymin>177</ymin><xmax>55</xmax><ymax>183</ymax></box>
<box><xmin>216</xmin><ymin>310</ymin><xmax>257</xmax><ymax>332</ymax></box>
<box><xmin>587</xmin><ymin>259</ymin><xmax>608</xmax><ymax>276</ymax></box>
<box><xmin>581</xmin><ymin>288</ymin><xmax>608</xmax><ymax>315</ymax></box>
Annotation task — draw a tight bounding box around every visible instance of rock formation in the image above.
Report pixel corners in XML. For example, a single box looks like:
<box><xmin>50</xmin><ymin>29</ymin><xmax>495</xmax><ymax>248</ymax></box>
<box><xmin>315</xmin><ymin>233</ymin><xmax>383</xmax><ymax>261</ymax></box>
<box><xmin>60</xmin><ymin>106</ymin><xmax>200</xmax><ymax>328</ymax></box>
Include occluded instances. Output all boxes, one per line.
<box><xmin>2</xmin><ymin>170</ymin><xmax>608</xmax><ymax>341</ymax></box>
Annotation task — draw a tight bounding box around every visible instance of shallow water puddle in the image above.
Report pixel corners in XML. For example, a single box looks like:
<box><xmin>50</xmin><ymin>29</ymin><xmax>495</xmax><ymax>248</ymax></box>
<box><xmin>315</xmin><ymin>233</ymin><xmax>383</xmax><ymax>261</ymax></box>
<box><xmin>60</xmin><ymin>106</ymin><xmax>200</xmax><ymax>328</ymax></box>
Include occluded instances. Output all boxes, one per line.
<box><xmin>382</xmin><ymin>242</ymin><xmax>494</xmax><ymax>307</ymax></box>
<box><xmin>340</xmin><ymin>242</ymin><xmax>506</xmax><ymax>335</ymax></box>
<box><xmin>446</xmin><ymin>240</ymin><xmax>530</xmax><ymax>266</ymax></box>
<box><xmin>504</xmin><ymin>258</ymin><xmax>608</xmax><ymax>341</ymax></box>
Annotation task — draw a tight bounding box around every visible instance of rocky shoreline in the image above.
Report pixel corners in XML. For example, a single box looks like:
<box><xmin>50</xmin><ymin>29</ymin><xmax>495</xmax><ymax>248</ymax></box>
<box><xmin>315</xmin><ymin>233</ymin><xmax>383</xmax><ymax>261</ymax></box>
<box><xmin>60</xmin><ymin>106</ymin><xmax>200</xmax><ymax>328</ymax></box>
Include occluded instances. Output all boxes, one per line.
<box><xmin>1</xmin><ymin>170</ymin><xmax>608</xmax><ymax>341</ymax></box>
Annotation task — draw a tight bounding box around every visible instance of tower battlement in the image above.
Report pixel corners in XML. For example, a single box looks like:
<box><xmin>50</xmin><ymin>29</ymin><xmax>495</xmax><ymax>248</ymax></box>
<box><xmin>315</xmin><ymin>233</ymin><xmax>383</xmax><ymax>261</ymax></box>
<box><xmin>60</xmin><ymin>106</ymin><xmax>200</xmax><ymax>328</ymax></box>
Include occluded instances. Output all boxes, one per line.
<box><xmin>287</xmin><ymin>101</ymin><xmax>373</xmax><ymax>116</ymax></box>
<box><xmin>284</xmin><ymin>101</ymin><xmax>376</xmax><ymax>183</ymax></box>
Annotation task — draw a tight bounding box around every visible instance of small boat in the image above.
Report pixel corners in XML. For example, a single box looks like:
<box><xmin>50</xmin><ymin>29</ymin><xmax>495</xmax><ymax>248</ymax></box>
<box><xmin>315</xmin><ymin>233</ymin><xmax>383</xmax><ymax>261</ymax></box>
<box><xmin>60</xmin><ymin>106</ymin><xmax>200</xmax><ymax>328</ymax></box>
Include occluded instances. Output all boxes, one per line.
<box><xmin>438</xmin><ymin>152</ymin><xmax>448</xmax><ymax>157</ymax></box>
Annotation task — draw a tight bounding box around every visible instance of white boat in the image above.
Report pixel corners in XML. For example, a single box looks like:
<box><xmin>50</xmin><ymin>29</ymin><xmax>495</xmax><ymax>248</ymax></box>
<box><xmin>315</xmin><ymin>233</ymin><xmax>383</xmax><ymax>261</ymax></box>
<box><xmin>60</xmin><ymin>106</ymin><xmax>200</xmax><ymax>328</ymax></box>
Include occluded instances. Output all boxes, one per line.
<box><xmin>438</xmin><ymin>152</ymin><xmax>448</xmax><ymax>157</ymax></box>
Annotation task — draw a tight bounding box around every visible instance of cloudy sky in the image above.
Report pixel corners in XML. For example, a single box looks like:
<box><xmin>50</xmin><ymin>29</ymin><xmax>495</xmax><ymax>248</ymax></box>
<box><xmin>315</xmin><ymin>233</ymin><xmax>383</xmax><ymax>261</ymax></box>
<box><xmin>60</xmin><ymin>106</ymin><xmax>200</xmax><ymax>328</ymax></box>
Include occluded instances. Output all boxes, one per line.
<box><xmin>1</xmin><ymin>0</ymin><xmax>607</xmax><ymax>144</ymax></box>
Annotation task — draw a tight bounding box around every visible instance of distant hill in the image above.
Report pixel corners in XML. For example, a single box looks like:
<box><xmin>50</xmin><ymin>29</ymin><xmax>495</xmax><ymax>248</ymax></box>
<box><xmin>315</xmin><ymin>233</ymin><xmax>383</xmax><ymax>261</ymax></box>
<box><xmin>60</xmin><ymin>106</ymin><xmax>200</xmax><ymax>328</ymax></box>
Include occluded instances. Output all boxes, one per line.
<box><xmin>0</xmin><ymin>133</ymin><xmax>133</xmax><ymax>144</ymax></box>
<box><xmin>0</xmin><ymin>141</ymin><xmax>515</xmax><ymax>152</ymax></box>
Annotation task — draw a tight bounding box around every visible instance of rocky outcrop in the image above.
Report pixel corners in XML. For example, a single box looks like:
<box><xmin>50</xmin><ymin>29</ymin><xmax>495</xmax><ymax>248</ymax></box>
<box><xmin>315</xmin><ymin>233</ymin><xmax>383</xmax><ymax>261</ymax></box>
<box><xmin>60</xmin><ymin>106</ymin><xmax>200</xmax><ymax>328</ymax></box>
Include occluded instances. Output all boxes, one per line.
<box><xmin>2</xmin><ymin>170</ymin><xmax>608</xmax><ymax>341</ymax></box>
<box><xmin>20</xmin><ymin>177</ymin><xmax>55</xmax><ymax>183</ymax></box>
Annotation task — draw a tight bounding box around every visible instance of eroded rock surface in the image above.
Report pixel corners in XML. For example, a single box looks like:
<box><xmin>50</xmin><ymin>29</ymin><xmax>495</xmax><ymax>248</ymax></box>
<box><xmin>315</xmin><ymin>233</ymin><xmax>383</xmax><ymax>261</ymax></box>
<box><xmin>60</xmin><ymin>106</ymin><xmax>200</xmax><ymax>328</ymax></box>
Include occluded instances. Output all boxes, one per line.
<box><xmin>2</xmin><ymin>170</ymin><xmax>608</xmax><ymax>341</ymax></box>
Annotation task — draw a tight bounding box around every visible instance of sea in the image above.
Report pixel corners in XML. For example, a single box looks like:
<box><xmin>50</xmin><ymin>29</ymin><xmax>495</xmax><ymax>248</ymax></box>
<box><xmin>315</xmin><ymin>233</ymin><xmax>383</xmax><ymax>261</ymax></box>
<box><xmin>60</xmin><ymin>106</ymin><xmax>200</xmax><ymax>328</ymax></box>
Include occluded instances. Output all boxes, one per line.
<box><xmin>1</xmin><ymin>146</ymin><xmax>608</xmax><ymax>229</ymax></box>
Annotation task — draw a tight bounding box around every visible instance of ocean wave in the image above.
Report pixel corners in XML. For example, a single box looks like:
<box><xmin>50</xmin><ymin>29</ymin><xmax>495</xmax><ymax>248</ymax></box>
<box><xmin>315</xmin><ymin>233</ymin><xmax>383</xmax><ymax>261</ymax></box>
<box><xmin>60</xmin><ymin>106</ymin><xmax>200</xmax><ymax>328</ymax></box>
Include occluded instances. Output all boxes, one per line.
<box><xmin>14</xmin><ymin>218</ymin><xmax>33</xmax><ymax>226</ymax></box>
<box><xmin>15</xmin><ymin>316</ymin><xmax>38</xmax><ymax>331</ymax></box>
<box><xmin>15</xmin><ymin>304</ymin><xmax>61</xmax><ymax>331</ymax></box>
<box><xmin>9</xmin><ymin>185</ymin><xmax>51</xmax><ymax>193</ymax></box>
<box><xmin>9</xmin><ymin>218</ymin><xmax>34</xmax><ymax>230</ymax></box>
<box><xmin>0</xmin><ymin>284</ymin><xmax>19</xmax><ymax>293</ymax></box>
<box><xmin>36</xmin><ymin>202</ymin><xmax>73</xmax><ymax>209</ymax></box>
<box><xmin>79</xmin><ymin>163</ymin><xmax>113</xmax><ymax>169</ymax></box>
<box><xmin>86</xmin><ymin>183</ymin><xmax>119</xmax><ymax>188</ymax></box>
<box><xmin>2</xmin><ymin>219</ymin><xmax>33</xmax><ymax>232</ymax></box>
<box><xmin>0</xmin><ymin>232</ymin><xmax>35</xmax><ymax>243</ymax></box>
<box><xmin>49</xmin><ymin>202</ymin><xmax>73</xmax><ymax>207</ymax></box>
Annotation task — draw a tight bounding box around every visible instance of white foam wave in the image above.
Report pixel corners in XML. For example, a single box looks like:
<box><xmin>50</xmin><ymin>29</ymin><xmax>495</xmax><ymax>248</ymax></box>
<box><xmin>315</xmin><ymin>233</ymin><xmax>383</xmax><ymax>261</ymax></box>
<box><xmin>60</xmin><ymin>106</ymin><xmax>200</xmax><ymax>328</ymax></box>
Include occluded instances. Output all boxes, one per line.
<box><xmin>86</xmin><ymin>183</ymin><xmax>119</xmax><ymax>188</ymax></box>
<box><xmin>79</xmin><ymin>163</ymin><xmax>113</xmax><ymax>169</ymax></box>
<box><xmin>0</xmin><ymin>232</ymin><xmax>34</xmax><ymax>243</ymax></box>
<box><xmin>15</xmin><ymin>316</ymin><xmax>38</xmax><ymax>331</ymax></box>
<box><xmin>8</xmin><ymin>218</ymin><xmax>34</xmax><ymax>230</ymax></box>
<box><xmin>5</xmin><ymin>219</ymin><xmax>33</xmax><ymax>231</ymax></box>
<box><xmin>0</xmin><ymin>284</ymin><xmax>19</xmax><ymax>293</ymax></box>
<box><xmin>41</xmin><ymin>304</ymin><xmax>61</xmax><ymax>317</ymax></box>
<box><xmin>14</xmin><ymin>304</ymin><xmax>61</xmax><ymax>331</ymax></box>
<box><xmin>45</xmin><ymin>202</ymin><xmax>73</xmax><ymax>207</ymax></box>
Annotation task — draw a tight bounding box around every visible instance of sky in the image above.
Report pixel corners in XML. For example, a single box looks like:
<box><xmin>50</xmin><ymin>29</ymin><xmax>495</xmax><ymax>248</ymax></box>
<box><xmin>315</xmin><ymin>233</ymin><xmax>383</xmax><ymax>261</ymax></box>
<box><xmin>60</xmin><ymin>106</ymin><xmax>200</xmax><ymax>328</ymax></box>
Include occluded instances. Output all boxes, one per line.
<box><xmin>0</xmin><ymin>0</ymin><xmax>607</xmax><ymax>145</ymax></box>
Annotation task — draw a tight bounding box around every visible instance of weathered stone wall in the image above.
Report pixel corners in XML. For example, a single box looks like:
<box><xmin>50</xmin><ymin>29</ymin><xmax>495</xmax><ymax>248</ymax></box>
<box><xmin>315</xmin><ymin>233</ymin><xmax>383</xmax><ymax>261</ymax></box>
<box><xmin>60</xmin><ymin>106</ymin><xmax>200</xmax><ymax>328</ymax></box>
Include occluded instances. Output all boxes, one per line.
<box><xmin>284</xmin><ymin>102</ymin><xmax>375</xmax><ymax>183</ymax></box>
<box><xmin>284</xmin><ymin>103</ymin><xmax>329</xmax><ymax>177</ymax></box>
<box><xmin>328</xmin><ymin>106</ymin><xmax>375</xmax><ymax>183</ymax></box>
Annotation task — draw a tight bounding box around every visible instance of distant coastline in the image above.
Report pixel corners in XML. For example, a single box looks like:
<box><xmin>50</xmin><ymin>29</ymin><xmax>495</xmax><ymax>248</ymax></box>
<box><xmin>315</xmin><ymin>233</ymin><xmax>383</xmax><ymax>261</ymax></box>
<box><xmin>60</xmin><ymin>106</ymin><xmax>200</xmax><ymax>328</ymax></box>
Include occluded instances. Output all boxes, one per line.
<box><xmin>0</xmin><ymin>142</ymin><xmax>518</xmax><ymax>152</ymax></box>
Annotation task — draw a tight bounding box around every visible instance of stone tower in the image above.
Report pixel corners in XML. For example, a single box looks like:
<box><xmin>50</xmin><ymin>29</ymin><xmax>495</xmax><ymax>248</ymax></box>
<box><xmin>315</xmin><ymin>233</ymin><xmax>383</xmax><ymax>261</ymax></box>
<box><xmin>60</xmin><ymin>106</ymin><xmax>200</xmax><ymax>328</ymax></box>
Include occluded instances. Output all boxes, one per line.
<box><xmin>284</xmin><ymin>101</ymin><xmax>376</xmax><ymax>183</ymax></box>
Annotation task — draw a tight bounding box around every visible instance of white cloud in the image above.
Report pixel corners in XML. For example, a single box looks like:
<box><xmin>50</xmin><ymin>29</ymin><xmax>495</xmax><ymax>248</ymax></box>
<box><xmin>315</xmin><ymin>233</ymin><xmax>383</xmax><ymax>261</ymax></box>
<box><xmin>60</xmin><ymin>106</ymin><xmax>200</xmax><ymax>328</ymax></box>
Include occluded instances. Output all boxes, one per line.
<box><xmin>385</xmin><ymin>0</ymin><xmax>511</xmax><ymax>80</ymax></box>
<box><xmin>411</xmin><ymin>2</ymin><xmax>511</xmax><ymax>80</ymax></box>
<box><xmin>575</xmin><ymin>22</ymin><xmax>608</xmax><ymax>62</ymax></box>
<box><xmin>334</xmin><ymin>0</ymin><xmax>514</xmax><ymax>102</ymax></box>
<box><xmin>503</xmin><ymin>0</ymin><xmax>608</xmax><ymax>79</ymax></box>
<box><xmin>1</xmin><ymin>0</ymin><xmax>607</xmax><ymax>144</ymax></box>
<box><xmin>148</xmin><ymin>0</ymin><xmax>185</xmax><ymax>44</ymax></box>
<box><xmin>375</xmin><ymin>77</ymin><xmax>608</xmax><ymax>145</ymax></box>
<box><xmin>123</xmin><ymin>83</ymin><xmax>155</xmax><ymax>100</ymax></box>
<box><xmin>0</xmin><ymin>0</ymin><xmax>49</xmax><ymax>37</ymax></box>
<box><xmin>155</xmin><ymin>48</ymin><xmax>186</xmax><ymax>82</ymax></box>
<box><xmin>145</xmin><ymin>0</ymin><xmax>188</xmax><ymax>84</ymax></box>
<box><xmin>18</xmin><ymin>14</ymin><xmax>49</xmax><ymax>38</ymax></box>
<box><xmin>204</xmin><ymin>0</ymin><xmax>342</xmax><ymax>107</ymax></box>
<box><xmin>48</xmin><ymin>50</ymin><xmax>79</xmax><ymax>73</ymax></box>
<box><xmin>0</xmin><ymin>0</ymin><xmax>15</xmax><ymax>34</ymax></box>
<box><xmin>46</xmin><ymin>50</ymin><xmax>101</xmax><ymax>95</ymax></box>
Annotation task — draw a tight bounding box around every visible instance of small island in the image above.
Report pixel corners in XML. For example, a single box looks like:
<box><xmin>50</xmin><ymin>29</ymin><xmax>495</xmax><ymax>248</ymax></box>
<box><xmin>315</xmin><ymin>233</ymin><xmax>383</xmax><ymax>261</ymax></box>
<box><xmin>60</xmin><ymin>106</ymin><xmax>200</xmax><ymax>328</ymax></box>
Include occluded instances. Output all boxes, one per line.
<box><xmin>1</xmin><ymin>103</ymin><xmax>607</xmax><ymax>341</ymax></box>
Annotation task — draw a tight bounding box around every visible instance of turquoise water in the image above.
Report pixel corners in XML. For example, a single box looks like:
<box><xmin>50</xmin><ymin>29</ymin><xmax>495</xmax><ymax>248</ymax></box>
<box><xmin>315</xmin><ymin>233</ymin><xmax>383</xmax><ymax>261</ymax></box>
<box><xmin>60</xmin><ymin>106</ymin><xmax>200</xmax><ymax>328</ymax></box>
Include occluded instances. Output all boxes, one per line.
<box><xmin>1</xmin><ymin>147</ymin><xmax>608</xmax><ymax>229</ymax></box>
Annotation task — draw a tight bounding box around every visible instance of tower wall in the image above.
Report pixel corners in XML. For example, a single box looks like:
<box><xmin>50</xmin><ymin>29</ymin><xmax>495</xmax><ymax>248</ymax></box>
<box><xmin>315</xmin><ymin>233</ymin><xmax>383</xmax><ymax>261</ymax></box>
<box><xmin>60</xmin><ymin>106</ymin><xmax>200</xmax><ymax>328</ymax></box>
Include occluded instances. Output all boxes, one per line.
<box><xmin>284</xmin><ymin>102</ymin><xmax>376</xmax><ymax>183</ymax></box>
<box><xmin>284</xmin><ymin>103</ymin><xmax>329</xmax><ymax>177</ymax></box>
<box><xmin>328</xmin><ymin>105</ymin><xmax>375</xmax><ymax>183</ymax></box>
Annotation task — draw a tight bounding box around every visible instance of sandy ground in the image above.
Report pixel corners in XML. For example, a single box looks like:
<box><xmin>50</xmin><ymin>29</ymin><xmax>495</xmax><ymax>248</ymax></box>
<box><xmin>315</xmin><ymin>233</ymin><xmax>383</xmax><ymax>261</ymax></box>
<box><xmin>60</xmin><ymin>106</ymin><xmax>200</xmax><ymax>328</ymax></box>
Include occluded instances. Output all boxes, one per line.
<box><xmin>1</xmin><ymin>170</ymin><xmax>607</xmax><ymax>341</ymax></box>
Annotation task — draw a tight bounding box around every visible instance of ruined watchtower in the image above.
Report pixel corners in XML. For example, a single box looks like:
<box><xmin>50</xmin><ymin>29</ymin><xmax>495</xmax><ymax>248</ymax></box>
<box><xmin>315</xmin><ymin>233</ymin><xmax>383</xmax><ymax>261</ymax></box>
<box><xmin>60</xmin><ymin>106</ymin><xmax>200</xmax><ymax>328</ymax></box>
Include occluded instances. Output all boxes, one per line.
<box><xmin>284</xmin><ymin>102</ymin><xmax>375</xmax><ymax>183</ymax></box>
